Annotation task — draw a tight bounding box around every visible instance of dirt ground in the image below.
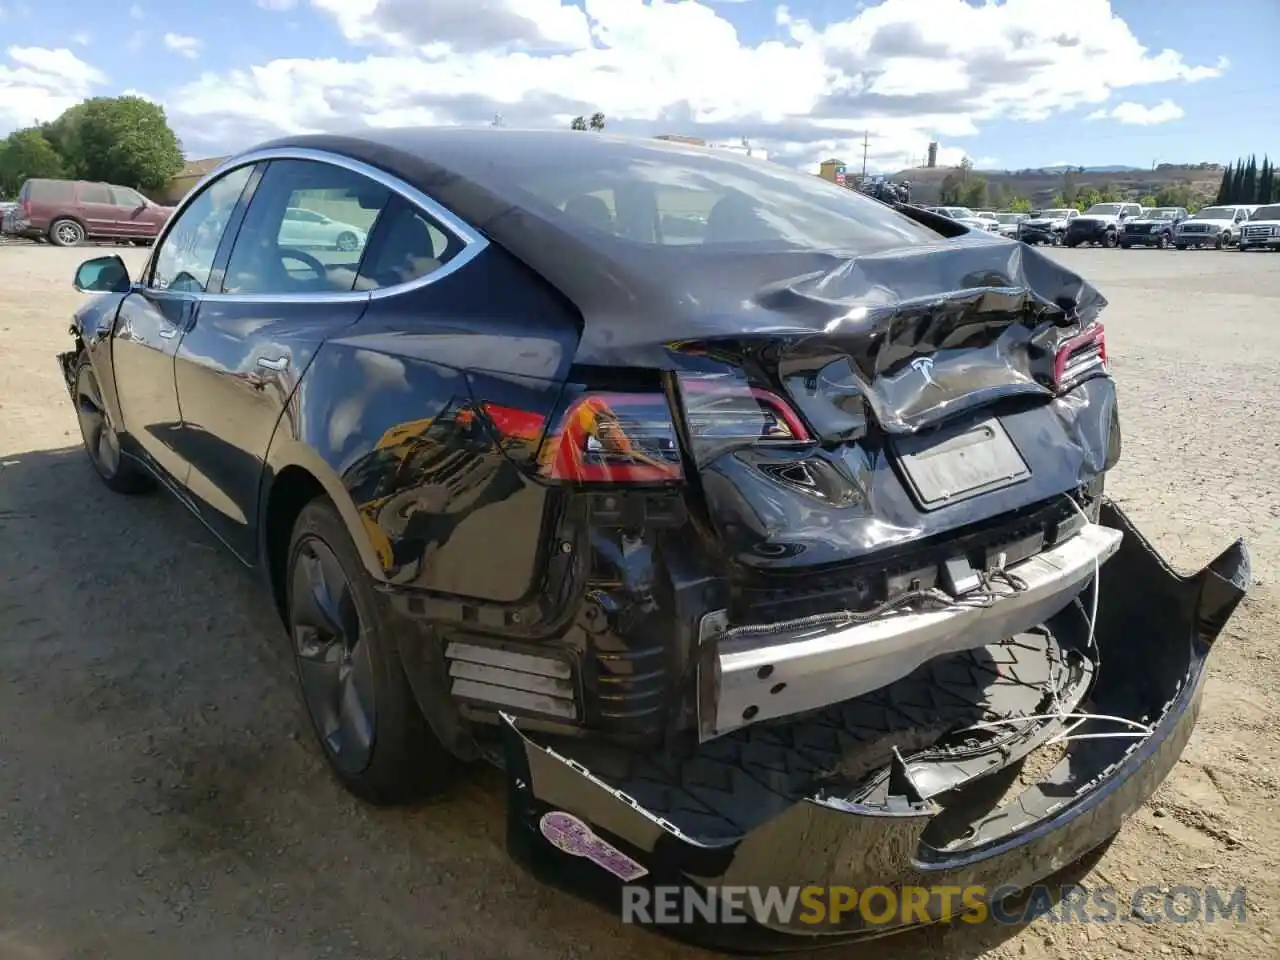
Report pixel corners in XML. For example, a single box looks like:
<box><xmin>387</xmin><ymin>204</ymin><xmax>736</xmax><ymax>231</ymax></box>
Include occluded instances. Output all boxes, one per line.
<box><xmin>0</xmin><ymin>242</ymin><xmax>1277</xmax><ymax>960</ymax></box>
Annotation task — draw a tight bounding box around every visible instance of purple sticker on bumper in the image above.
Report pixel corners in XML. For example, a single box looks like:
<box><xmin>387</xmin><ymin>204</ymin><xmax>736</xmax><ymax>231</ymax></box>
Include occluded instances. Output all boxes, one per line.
<box><xmin>538</xmin><ymin>811</ymin><xmax>649</xmax><ymax>881</ymax></box>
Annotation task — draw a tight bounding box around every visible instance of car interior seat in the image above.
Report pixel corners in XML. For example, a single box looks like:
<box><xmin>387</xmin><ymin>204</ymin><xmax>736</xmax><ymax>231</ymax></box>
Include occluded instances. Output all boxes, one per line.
<box><xmin>705</xmin><ymin>193</ymin><xmax>775</xmax><ymax>244</ymax></box>
<box><xmin>562</xmin><ymin>194</ymin><xmax>615</xmax><ymax>233</ymax></box>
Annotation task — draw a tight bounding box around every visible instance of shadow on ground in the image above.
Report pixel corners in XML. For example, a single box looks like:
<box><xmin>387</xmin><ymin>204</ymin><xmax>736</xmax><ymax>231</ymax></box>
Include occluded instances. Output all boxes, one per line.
<box><xmin>0</xmin><ymin>443</ymin><xmax>1111</xmax><ymax>960</ymax></box>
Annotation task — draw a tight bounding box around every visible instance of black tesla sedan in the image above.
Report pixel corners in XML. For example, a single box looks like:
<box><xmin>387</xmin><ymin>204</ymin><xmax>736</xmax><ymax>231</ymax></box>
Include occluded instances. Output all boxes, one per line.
<box><xmin>61</xmin><ymin>129</ymin><xmax>1247</xmax><ymax>948</ymax></box>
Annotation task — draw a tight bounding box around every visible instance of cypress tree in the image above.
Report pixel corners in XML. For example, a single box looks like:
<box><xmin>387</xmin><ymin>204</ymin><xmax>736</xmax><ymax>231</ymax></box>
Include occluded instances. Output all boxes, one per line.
<box><xmin>1258</xmin><ymin>156</ymin><xmax>1273</xmax><ymax>204</ymax></box>
<box><xmin>1231</xmin><ymin>160</ymin><xmax>1247</xmax><ymax>202</ymax></box>
<box><xmin>1216</xmin><ymin>161</ymin><xmax>1233</xmax><ymax>203</ymax></box>
<box><xmin>1242</xmin><ymin>155</ymin><xmax>1258</xmax><ymax>203</ymax></box>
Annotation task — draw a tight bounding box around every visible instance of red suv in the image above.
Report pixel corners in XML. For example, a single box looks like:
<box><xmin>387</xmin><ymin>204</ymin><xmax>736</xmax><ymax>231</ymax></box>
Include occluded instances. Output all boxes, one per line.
<box><xmin>2</xmin><ymin>178</ymin><xmax>174</xmax><ymax>246</ymax></box>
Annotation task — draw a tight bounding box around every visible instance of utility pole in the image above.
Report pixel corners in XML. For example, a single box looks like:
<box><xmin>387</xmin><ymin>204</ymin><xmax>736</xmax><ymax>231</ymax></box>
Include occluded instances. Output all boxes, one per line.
<box><xmin>861</xmin><ymin>131</ymin><xmax>869</xmax><ymax>178</ymax></box>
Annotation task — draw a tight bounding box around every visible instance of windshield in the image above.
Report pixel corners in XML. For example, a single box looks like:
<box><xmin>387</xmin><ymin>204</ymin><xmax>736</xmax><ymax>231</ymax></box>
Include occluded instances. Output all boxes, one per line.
<box><xmin>1144</xmin><ymin>208</ymin><xmax>1178</xmax><ymax>220</ymax></box>
<box><xmin>995</xmin><ymin>213</ymin><xmax>1024</xmax><ymax>223</ymax></box>
<box><xmin>1251</xmin><ymin>205</ymin><xmax>1280</xmax><ymax>220</ymax></box>
<box><xmin>473</xmin><ymin>138</ymin><xmax>942</xmax><ymax>252</ymax></box>
<box><xmin>1191</xmin><ymin>207</ymin><xmax>1235</xmax><ymax>220</ymax></box>
<box><xmin>1033</xmin><ymin>209</ymin><xmax>1072</xmax><ymax>219</ymax></box>
<box><xmin>1084</xmin><ymin>204</ymin><xmax>1124</xmax><ymax>216</ymax></box>
<box><xmin>948</xmin><ymin>208</ymin><xmax>976</xmax><ymax>218</ymax></box>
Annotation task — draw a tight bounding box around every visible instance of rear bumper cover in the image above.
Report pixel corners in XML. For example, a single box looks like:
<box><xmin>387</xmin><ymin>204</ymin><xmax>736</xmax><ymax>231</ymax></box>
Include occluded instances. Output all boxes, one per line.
<box><xmin>501</xmin><ymin>501</ymin><xmax>1249</xmax><ymax>950</ymax></box>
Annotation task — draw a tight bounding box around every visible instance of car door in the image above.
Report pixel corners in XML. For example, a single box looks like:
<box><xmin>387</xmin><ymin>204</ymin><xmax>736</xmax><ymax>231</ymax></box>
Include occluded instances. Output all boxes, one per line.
<box><xmin>112</xmin><ymin>163</ymin><xmax>258</xmax><ymax>488</ymax></box>
<box><xmin>172</xmin><ymin>157</ymin><xmax>394</xmax><ymax>560</ymax></box>
<box><xmin>109</xmin><ymin>185</ymin><xmax>150</xmax><ymax>238</ymax></box>
<box><xmin>76</xmin><ymin>182</ymin><xmax>119</xmax><ymax>238</ymax></box>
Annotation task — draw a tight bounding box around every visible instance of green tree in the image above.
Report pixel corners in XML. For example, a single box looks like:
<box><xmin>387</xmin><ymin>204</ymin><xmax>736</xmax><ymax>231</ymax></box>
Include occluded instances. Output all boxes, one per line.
<box><xmin>570</xmin><ymin>116</ymin><xmax>588</xmax><ymax>130</ymax></box>
<box><xmin>1139</xmin><ymin>194</ymin><xmax>1158</xmax><ymax>207</ymax></box>
<box><xmin>939</xmin><ymin>171</ymin><xmax>962</xmax><ymax>204</ymax></box>
<box><xmin>0</xmin><ymin>128</ymin><xmax>66</xmax><ymax>196</ymax></box>
<box><xmin>1007</xmin><ymin>195</ymin><xmax>1031</xmax><ymax>213</ymax></box>
<box><xmin>1242</xmin><ymin>154</ymin><xmax>1258</xmax><ymax>203</ymax></box>
<box><xmin>960</xmin><ymin>176</ymin><xmax>988</xmax><ymax>208</ymax></box>
<box><xmin>44</xmin><ymin>96</ymin><xmax>183</xmax><ymax>190</ymax></box>
<box><xmin>1231</xmin><ymin>160</ymin><xmax>1247</xmax><ymax>203</ymax></box>
<box><xmin>1154</xmin><ymin>183</ymin><xmax>1194</xmax><ymax>208</ymax></box>
<box><xmin>1215</xmin><ymin>162</ymin><xmax>1233</xmax><ymax>203</ymax></box>
<box><xmin>588</xmin><ymin>112</ymin><xmax>606</xmax><ymax>132</ymax></box>
<box><xmin>1255</xmin><ymin>156</ymin><xmax>1272</xmax><ymax>203</ymax></box>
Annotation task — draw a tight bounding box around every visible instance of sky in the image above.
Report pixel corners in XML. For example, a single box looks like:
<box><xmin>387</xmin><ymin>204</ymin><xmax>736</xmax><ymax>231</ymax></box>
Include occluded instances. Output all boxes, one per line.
<box><xmin>0</xmin><ymin>0</ymin><xmax>1276</xmax><ymax>174</ymax></box>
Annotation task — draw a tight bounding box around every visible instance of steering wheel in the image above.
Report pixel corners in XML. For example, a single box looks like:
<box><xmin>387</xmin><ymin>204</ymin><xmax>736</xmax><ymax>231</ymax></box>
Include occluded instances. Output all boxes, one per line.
<box><xmin>277</xmin><ymin>247</ymin><xmax>328</xmax><ymax>285</ymax></box>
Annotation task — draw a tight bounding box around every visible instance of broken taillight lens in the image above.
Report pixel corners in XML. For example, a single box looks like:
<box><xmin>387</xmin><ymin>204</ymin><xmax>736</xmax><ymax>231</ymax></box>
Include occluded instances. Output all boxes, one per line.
<box><xmin>1053</xmin><ymin>322</ymin><xmax>1108</xmax><ymax>391</ymax></box>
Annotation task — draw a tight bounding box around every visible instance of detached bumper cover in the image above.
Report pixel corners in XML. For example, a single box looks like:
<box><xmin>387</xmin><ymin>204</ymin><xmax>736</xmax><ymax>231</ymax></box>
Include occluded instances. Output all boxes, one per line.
<box><xmin>501</xmin><ymin>501</ymin><xmax>1249</xmax><ymax>950</ymax></box>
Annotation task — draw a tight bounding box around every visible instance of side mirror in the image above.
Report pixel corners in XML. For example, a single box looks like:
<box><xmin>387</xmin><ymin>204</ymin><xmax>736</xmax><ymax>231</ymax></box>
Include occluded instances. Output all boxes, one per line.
<box><xmin>74</xmin><ymin>255</ymin><xmax>131</xmax><ymax>293</ymax></box>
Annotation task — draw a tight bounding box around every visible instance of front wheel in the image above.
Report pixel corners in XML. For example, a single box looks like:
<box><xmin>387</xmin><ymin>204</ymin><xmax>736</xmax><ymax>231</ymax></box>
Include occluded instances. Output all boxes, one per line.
<box><xmin>1214</xmin><ymin>234</ymin><xmax>1226</xmax><ymax>250</ymax></box>
<box><xmin>73</xmin><ymin>357</ymin><xmax>153</xmax><ymax>494</ymax></box>
<box><xmin>1175</xmin><ymin>243</ymin><xmax>1187</xmax><ymax>250</ymax></box>
<box><xmin>50</xmin><ymin>218</ymin><xmax>85</xmax><ymax>247</ymax></box>
<box><xmin>1156</xmin><ymin>235</ymin><xmax>1168</xmax><ymax>249</ymax></box>
<box><xmin>1119</xmin><ymin>242</ymin><xmax>1131</xmax><ymax>250</ymax></box>
<box><xmin>286</xmin><ymin>498</ymin><xmax>459</xmax><ymax>805</ymax></box>
<box><xmin>1102</xmin><ymin>231</ymin><xmax>1118</xmax><ymax>249</ymax></box>
<box><xmin>1239</xmin><ymin>243</ymin><xmax>1251</xmax><ymax>252</ymax></box>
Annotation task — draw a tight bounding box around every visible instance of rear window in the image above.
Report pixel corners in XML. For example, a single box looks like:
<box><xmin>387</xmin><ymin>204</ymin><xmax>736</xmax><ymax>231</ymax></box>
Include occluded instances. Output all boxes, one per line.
<box><xmin>26</xmin><ymin>179</ymin><xmax>74</xmax><ymax>202</ymax></box>
<box><xmin>475</xmin><ymin>140</ymin><xmax>939</xmax><ymax>253</ymax></box>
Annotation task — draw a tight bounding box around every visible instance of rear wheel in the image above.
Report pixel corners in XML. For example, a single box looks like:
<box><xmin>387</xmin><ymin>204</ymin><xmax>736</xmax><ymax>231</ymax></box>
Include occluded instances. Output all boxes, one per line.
<box><xmin>73</xmin><ymin>356</ymin><xmax>153</xmax><ymax>494</ymax></box>
<box><xmin>286</xmin><ymin>498</ymin><xmax>458</xmax><ymax>805</ymax></box>
<box><xmin>50</xmin><ymin>218</ymin><xmax>85</xmax><ymax>247</ymax></box>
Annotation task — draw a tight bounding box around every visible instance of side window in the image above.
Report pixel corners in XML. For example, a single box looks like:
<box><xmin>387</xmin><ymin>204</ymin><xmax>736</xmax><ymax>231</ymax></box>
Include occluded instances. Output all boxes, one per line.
<box><xmin>222</xmin><ymin>159</ymin><xmax>390</xmax><ymax>295</ymax></box>
<box><xmin>1235</xmin><ymin>209</ymin><xmax>1248</xmax><ymax>223</ymax></box>
<box><xmin>111</xmin><ymin>186</ymin><xmax>145</xmax><ymax>207</ymax></box>
<box><xmin>152</xmin><ymin>165</ymin><xmax>254</xmax><ymax>294</ymax></box>
<box><xmin>79</xmin><ymin>182</ymin><xmax>112</xmax><ymax>204</ymax></box>
<box><xmin>354</xmin><ymin>197</ymin><xmax>461</xmax><ymax>291</ymax></box>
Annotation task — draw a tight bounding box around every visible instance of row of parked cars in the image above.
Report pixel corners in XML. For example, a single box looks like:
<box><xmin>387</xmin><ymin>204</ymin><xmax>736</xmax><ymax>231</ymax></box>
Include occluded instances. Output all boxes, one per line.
<box><xmin>926</xmin><ymin>202</ymin><xmax>1280</xmax><ymax>251</ymax></box>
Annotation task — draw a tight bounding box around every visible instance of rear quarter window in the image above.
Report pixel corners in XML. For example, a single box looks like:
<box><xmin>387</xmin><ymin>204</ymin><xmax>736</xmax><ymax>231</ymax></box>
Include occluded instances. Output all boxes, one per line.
<box><xmin>27</xmin><ymin>179</ymin><xmax>75</xmax><ymax>202</ymax></box>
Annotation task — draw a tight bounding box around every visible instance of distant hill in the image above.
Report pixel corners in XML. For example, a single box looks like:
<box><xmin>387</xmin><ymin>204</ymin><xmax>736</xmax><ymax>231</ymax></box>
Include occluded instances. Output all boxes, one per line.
<box><xmin>894</xmin><ymin>162</ymin><xmax>1224</xmax><ymax>206</ymax></box>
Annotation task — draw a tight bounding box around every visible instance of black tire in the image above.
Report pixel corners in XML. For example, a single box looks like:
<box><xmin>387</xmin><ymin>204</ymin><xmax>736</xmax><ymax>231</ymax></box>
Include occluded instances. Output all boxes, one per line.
<box><xmin>286</xmin><ymin>497</ymin><xmax>458</xmax><ymax>805</ymax></box>
<box><xmin>50</xmin><ymin>218</ymin><xmax>85</xmax><ymax>247</ymax></box>
<box><xmin>1065</xmin><ymin>240</ymin><xmax>1079</xmax><ymax>248</ymax></box>
<box><xmin>1239</xmin><ymin>243</ymin><xmax>1250</xmax><ymax>252</ymax></box>
<box><xmin>73</xmin><ymin>355</ymin><xmax>153</xmax><ymax>494</ymax></box>
<box><xmin>1156</xmin><ymin>234</ymin><xmax>1168</xmax><ymax>249</ymax></box>
<box><xmin>1119</xmin><ymin>242</ymin><xmax>1131</xmax><ymax>250</ymax></box>
<box><xmin>1214</xmin><ymin>234</ymin><xmax>1225</xmax><ymax>250</ymax></box>
<box><xmin>1101</xmin><ymin>231</ymin><xmax>1118</xmax><ymax>249</ymax></box>
<box><xmin>335</xmin><ymin>231</ymin><xmax>359</xmax><ymax>252</ymax></box>
<box><xmin>1175</xmin><ymin>243</ymin><xmax>1187</xmax><ymax>250</ymax></box>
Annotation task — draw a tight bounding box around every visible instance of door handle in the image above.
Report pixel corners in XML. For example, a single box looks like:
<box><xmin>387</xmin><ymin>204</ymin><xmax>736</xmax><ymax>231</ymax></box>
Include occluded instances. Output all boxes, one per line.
<box><xmin>158</xmin><ymin>328</ymin><xmax>177</xmax><ymax>339</ymax></box>
<box><xmin>257</xmin><ymin>356</ymin><xmax>289</xmax><ymax>371</ymax></box>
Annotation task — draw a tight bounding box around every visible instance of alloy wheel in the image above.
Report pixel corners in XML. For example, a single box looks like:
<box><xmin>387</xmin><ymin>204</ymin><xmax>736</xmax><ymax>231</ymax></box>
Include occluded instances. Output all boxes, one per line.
<box><xmin>55</xmin><ymin>221</ymin><xmax>83</xmax><ymax>245</ymax></box>
<box><xmin>75</xmin><ymin>365</ymin><xmax>121</xmax><ymax>477</ymax></box>
<box><xmin>290</xmin><ymin>536</ymin><xmax>377</xmax><ymax>775</ymax></box>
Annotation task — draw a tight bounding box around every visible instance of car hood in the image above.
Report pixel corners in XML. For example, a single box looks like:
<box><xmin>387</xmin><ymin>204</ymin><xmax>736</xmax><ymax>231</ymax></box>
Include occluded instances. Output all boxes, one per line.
<box><xmin>1181</xmin><ymin>218</ymin><xmax>1233</xmax><ymax>228</ymax></box>
<box><xmin>1023</xmin><ymin>218</ymin><xmax>1064</xmax><ymax>227</ymax></box>
<box><xmin>1124</xmin><ymin>218</ymin><xmax>1175</xmax><ymax>227</ymax></box>
<box><xmin>1072</xmin><ymin>215</ymin><xmax>1121</xmax><ymax>226</ymax></box>
<box><xmin>1245</xmin><ymin>219</ymin><xmax>1280</xmax><ymax>228</ymax></box>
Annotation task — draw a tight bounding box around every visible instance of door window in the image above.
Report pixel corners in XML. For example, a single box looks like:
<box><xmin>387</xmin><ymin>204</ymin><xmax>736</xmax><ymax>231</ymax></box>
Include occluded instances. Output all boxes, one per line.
<box><xmin>354</xmin><ymin>197</ymin><xmax>460</xmax><ymax>290</ymax></box>
<box><xmin>222</xmin><ymin>159</ymin><xmax>390</xmax><ymax>295</ymax></box>
<box><xmin>79</xmin><ymin>182</ymin><xmax>112</xmax><ymax>204</ymax></box>
<box><xmin>111</xmin><ymin>186</ymin><xmax>146</xmax><ymax>208</ymax></box>
<box><xmin>151</xmin><ymin>164</ymin><xmax>254</xmax><ymax>294</ymax></box>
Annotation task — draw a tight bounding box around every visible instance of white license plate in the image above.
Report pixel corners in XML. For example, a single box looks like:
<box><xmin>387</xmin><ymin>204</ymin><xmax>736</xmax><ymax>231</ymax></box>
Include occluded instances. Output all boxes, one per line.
<box><xmin>894</xmin><ymin>418</ymin><xmax>1030</xmax><ymax>509</ymax></box>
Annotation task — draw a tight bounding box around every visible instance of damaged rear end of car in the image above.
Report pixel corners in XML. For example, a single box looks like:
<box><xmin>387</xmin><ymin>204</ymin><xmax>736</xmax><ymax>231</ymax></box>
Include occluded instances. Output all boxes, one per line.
<box><xmin>345</xmin><ymin>132</ymin><xmax>1250</xmax><ymax>948</ymax></box>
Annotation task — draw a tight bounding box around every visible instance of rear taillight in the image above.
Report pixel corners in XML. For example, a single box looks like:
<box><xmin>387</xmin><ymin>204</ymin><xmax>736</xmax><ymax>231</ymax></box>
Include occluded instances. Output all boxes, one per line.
<box><xmin>479</xmin><ymin>373</ymin><xmax>810</xmax><ymax>485</ymax></box>
<box><xmin>537</xmin><ymin>393</ymin><xmax>683</xmax><ymax>483</ymax></box>
<box><xmin>676</xmin><ymin>372</ymin><xmax>810</xmax><ymax>464</ymax></box>
<box><xmin>1053</xmin><ymin>323</ymin><xmax>1108</xmax><ymax>391</ymax></box>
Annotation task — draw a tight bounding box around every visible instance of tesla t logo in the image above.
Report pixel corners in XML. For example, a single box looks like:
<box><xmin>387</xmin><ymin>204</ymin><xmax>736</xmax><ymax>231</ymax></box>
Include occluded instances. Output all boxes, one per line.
<box><xmin>910</xmin><ymin>356</ymin><xmax>939</xmax><ymax>388</ymax></box>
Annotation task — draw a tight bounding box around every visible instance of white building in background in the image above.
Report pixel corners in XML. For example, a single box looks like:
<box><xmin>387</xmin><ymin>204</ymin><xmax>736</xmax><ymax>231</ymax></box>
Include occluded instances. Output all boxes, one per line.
<box><xmin>706</xmin><ymin>138</ymin><xmax>770</xmax><ymax>162</ymax></box>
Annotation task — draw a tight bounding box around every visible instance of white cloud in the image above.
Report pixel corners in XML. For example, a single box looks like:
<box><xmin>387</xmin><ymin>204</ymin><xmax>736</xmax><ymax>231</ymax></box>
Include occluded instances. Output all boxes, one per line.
<box><xmin>158</xmin><ymin>0</ymin><xmax>1225</xmax><ymax>171</ymax></box>
<box><xmin>0</xmin><ymin>46</ymin><xmax>106</xmax><ymax>131</ymax></box>
<box><xmin>257</xmin><ymin>0</ymin><xmax>297</xmax><ymax>9</ymax></box>
<box><xmin>163</xmin><ymin>32</ymin><xmax>201</xmax><ymax>59</ymax></box>
<box><xmin>1087</xmin><ymin>99</ymin><xmax>1185</xmax><ymax>125</ymax></box>
<box><xmin>71</xmin><ymin>31</ymin><xmax>90</xmax><ymax>46</ymax></box>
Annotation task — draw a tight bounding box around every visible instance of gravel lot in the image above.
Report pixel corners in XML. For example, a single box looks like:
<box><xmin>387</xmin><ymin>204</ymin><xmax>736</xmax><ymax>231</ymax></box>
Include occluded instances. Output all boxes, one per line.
<box><xmin>1</xmin><ymin>242</ymin><xmax>1277</xmax><ymax>959</ymax></box>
